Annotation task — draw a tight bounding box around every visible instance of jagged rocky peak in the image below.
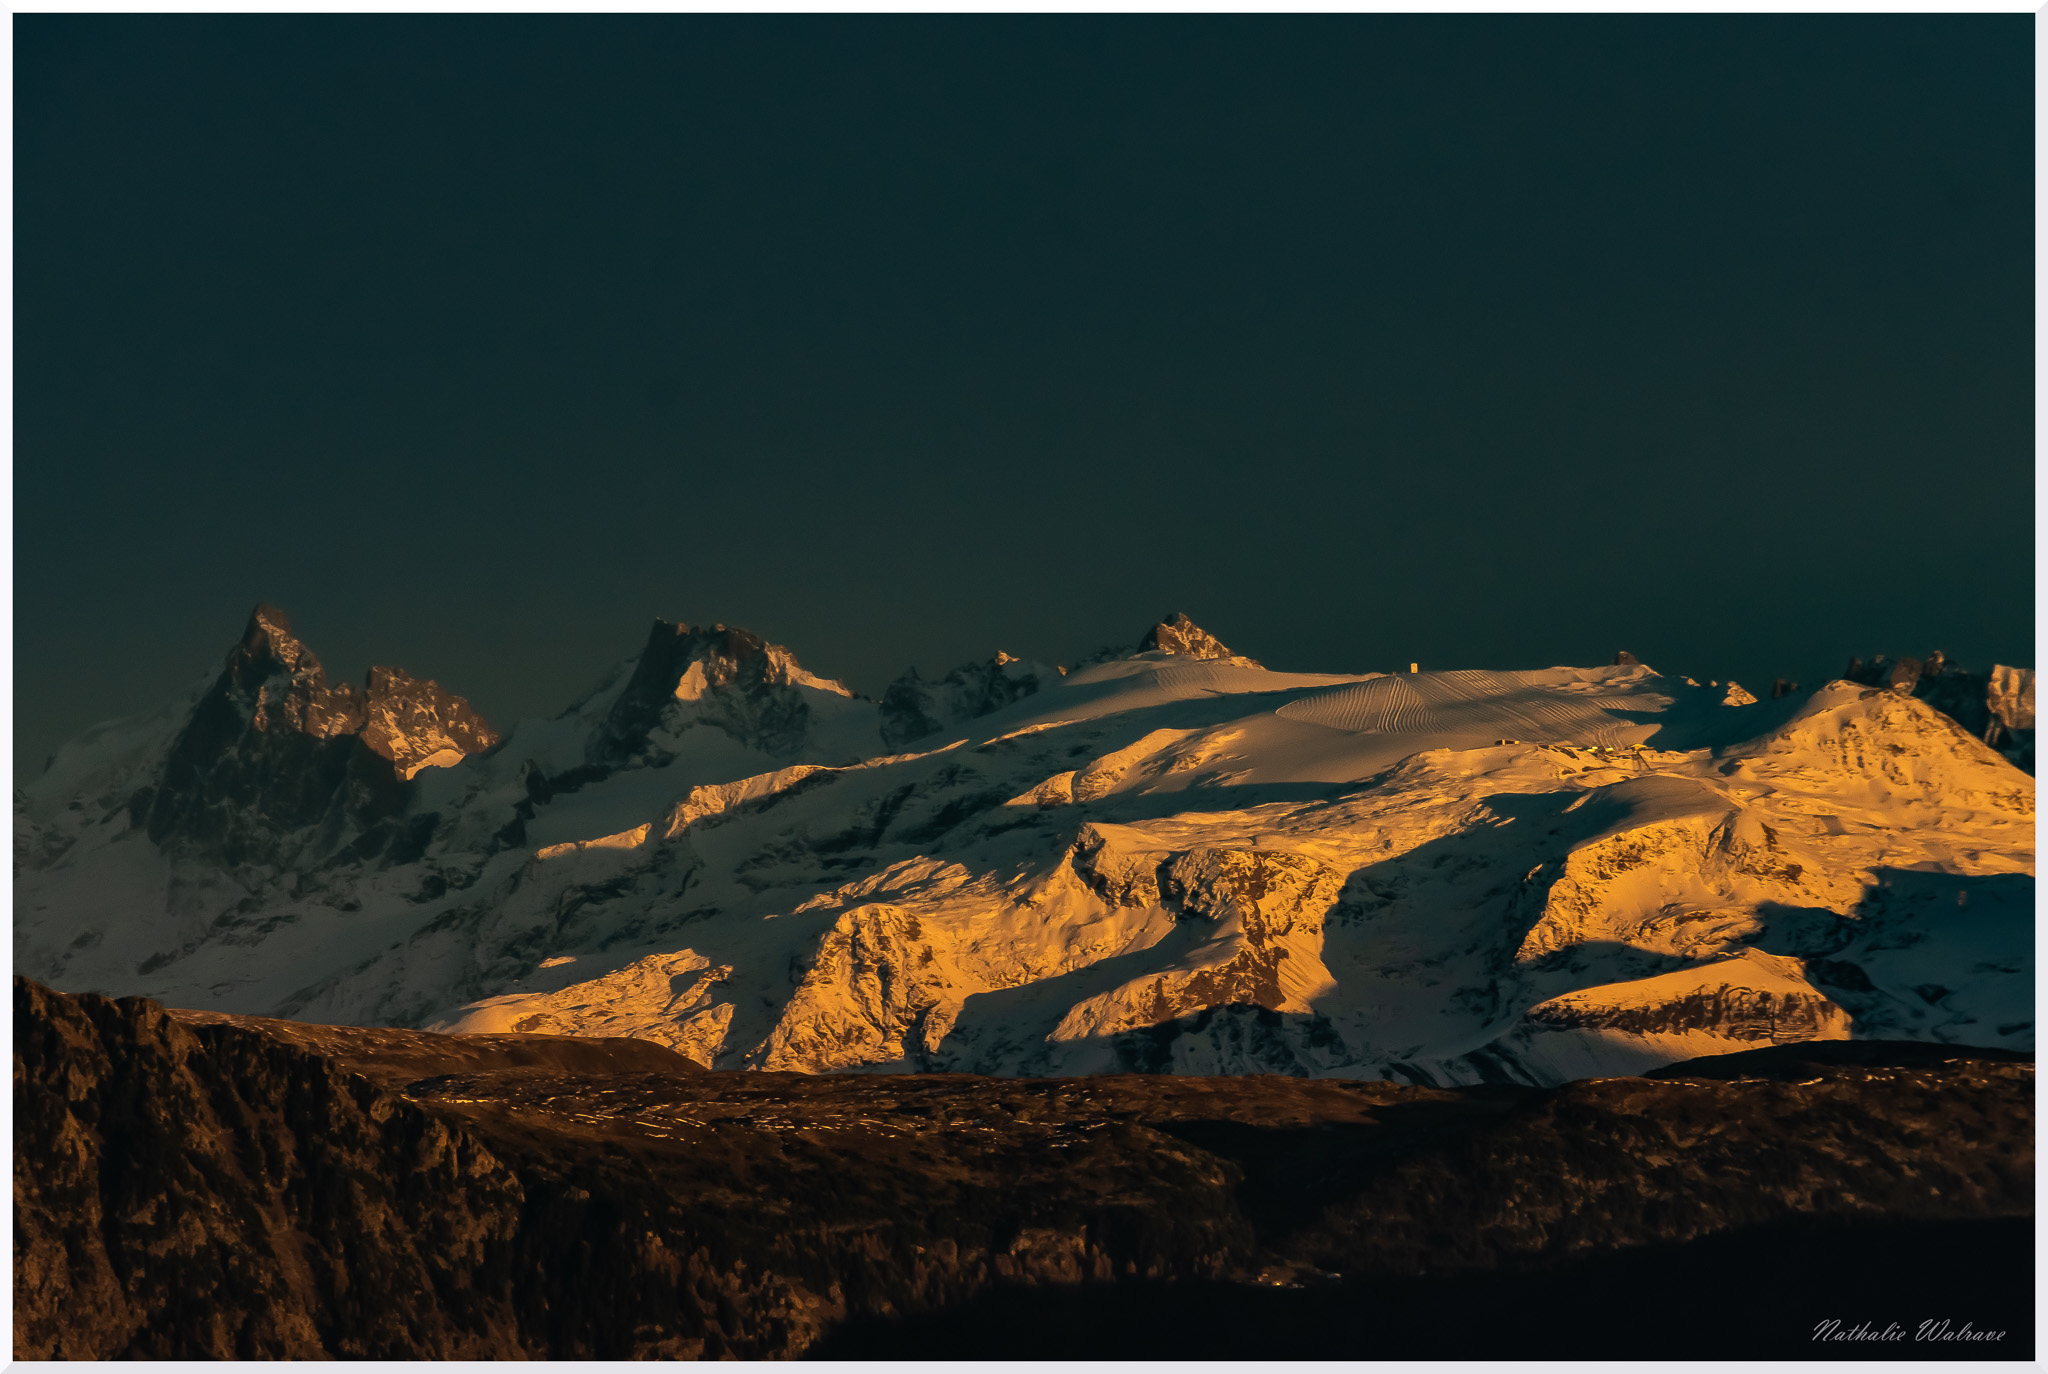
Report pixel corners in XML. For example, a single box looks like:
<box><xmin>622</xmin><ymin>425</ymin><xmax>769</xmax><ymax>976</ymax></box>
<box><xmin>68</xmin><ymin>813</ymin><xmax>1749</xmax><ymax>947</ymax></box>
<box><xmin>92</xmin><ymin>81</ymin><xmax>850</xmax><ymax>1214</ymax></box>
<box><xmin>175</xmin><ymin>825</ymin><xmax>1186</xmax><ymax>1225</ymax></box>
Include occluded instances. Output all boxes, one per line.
<box><xmin>135</xmin><ymin>604</ymin><xmax>502</xmax><ymax>863</ymax></box>
<box><xmin>635</xmin><ymin>619</ymin><xmax>850</xmax><ymax>697</ymax></box>
<box><xmin>361</xmin><ymin>666</ymin><xmax>501</xmax><ymax>781</ymax></box>
<box><xmin>1065</xmin><ymin>611</ymin><xmax>1261</xmax><ymax>673</ymax></box>
<box><xmin>1137</xmin><ymin>612</ymin><xmax>1234</xmax><ymax>660</ymax></box>
<box><xmin>220</xmin><ymin>605</ymin><xmax>498</xmax><ymax>770</ymax></box>
<box><xmin>1987</xmin><ymin>664</ymin><xmax>2034</xmax><ymax>731</ymax></box>
<box><xmin>230</xmin><ymin>603</ymin><xmax>367</xmax><ymax>739</ymax></box>
<box><xmin>594</xmin><ymin>618</ymin><xmax>862</xmax><ymax>765</ymax></box>
<box><xmin>16</xmin><ymin>602</ymin><xmax>2035</xmax><ymax>1088</ymax></box>
<box><xmin>880</xmin><ymin>648</ymin><xmax>1059</xmax><ymax>749</ymax></box>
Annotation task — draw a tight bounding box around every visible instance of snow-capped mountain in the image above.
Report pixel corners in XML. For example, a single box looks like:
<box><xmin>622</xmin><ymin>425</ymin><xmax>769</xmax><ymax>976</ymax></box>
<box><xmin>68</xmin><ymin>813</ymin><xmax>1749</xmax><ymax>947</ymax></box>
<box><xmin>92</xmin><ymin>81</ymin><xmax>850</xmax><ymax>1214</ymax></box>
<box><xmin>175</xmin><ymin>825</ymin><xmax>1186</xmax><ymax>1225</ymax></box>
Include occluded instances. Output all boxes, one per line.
<box><xmin>14</xmin><ymin>607</ymin><xmax>2034</xmax><ymax>1086</ymax></box>
<box><xmin>880</xmin><ymin>651</ymin><xmax>1061</xmax><ymax>750</ymax></box>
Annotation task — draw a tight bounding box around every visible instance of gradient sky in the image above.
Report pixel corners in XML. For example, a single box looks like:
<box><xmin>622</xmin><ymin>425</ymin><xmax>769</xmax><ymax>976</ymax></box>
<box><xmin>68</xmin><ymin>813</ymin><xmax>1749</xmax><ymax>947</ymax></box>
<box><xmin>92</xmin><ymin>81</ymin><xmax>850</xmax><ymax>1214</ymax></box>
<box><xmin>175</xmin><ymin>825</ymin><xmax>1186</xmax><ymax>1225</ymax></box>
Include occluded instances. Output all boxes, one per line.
<box><xmin>15</xmin><ymin>15</ymin><xmax>2034</xmax><ymax>777</ymax></box>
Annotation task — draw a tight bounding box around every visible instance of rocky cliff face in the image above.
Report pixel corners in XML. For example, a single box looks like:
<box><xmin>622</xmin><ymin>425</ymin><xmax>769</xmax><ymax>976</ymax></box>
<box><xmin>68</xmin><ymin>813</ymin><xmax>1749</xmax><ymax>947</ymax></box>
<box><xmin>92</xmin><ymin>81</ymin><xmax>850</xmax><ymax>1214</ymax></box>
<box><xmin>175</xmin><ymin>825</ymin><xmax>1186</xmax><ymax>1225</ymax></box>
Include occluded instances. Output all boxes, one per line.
<box><xmin>1066</xmin><ymin>612</ymin><xmax>1256</xmax><ymax>672</ymax></box>
<box><xmin>1061</xmin><ymin>846</ymin><xmax>1348</xmax><ymax>1047</ymax></box>
<box><xmin>13</xmin><ymin>976</ymin><xmax>531</xmax><ymax>1358</ymax></box>
<box><xmin>591</xmin><ymin>619</ymin><xmax>876</xmax><ymax>768</ymax></box>
<box><xmin>133</xmin><ymin>605</ymin><xmax>381</xmax><ymax>864</ymax></box>
<box><xmin>1987</xmin><ymin>664</ymin><xmax>2035</xmax><ymax>770</ymax></box>
<box><xmin>1138</xmin><ymin>611</ymin><xmax>1240</xmax><ymax>661</ymax></box>
<box><xmin>362</xmin><ymin>666</ymin><xmax>501</xmax><ymax>780</ymax></box>
<box><xmin>14</xmin><ymin>977</ymin><xmax>2033</xmax><ymax>1360</ymax></box>
<box><xmin>121</xmin><ymin>606</ymin><xmax>499</xmax><ymax>867</ymax></box>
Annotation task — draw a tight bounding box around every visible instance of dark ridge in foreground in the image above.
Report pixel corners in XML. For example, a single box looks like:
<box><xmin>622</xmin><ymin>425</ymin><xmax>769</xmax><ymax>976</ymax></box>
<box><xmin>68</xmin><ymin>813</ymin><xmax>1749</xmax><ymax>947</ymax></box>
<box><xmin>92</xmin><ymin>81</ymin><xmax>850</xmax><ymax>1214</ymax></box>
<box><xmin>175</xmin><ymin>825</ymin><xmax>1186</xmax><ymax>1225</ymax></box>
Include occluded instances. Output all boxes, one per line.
<box><xmin>1643</xmin><ymin>1036</ymin><xmax>2038</xmax><ymax>1080</ymax></box>
<box><xmin>165</xmin><ymin>1006</ymin><xmax>705</xmax><ymax>1089</ymax></box>
<box><xmin>811</xmin><ymin>1216</ymin><xmax>2035</xmax><ymax>1361</ymax></box>
<box><xmin>14</xmin><ymin>978</ymin><xmax>2034</xmax><ymax>1361</ymax></box>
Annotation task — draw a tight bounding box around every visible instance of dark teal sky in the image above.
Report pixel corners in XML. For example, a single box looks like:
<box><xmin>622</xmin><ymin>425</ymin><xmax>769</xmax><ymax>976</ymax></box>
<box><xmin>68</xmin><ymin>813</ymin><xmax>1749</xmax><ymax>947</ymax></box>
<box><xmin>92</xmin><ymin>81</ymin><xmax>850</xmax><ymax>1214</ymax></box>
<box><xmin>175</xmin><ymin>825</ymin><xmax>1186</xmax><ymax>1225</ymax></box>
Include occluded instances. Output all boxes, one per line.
<box><xmin>15</xmin><ymin>16</ymin><xmax>2033</xmax><ymax>773</ymax></box>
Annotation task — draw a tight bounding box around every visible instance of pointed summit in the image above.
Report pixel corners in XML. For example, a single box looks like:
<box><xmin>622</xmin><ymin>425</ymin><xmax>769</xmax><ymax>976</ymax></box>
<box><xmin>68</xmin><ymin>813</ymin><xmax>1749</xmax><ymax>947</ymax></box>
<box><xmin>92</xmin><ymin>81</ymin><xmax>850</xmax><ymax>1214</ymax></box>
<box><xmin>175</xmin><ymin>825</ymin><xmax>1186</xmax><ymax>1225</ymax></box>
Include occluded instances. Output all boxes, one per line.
<box><xmin>136</xmin><ymin>605</ymin><xmax>501</xmax><ymax>863</ymax></box>
<box><xmin>1136</xmin><ymin>612</ymin><xmax>1233</xmax><ymax>660</ymax></box>
<box><xmin>593</xmin><ymin>618</ymin><xmax>864</xmax><ymax>766</ymax></box>
<box><xmin>216</xmin><ymin>602</ymin><xmax>367</xmax><ymax>742</ymax></box>
<box><xmin>241</xmin><ymin>602</ymin><xmax>305</xmax><ymax>664</ymax></box>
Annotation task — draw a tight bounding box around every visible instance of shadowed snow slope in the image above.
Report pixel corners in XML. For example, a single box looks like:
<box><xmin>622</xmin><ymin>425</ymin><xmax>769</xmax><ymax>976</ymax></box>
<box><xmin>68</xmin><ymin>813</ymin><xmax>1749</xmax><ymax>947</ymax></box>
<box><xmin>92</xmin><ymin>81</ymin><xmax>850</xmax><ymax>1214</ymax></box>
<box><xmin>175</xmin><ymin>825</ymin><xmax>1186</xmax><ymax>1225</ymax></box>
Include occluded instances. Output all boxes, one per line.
<box><xmin>14</xmin><ymin>610</ymin><xmax>2035</xmax><ymax>1086</ymax></box>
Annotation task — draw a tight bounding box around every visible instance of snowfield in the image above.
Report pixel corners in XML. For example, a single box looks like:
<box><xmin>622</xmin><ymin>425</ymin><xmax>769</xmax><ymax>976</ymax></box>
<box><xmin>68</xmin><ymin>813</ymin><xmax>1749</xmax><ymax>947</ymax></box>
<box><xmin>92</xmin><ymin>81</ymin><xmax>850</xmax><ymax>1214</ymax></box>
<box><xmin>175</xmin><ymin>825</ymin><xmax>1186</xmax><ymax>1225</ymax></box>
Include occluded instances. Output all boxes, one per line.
<box><xmin>14</xmin><ymin>609</ymin><xmax>2035</xmax><ymax>1086</ymax></box>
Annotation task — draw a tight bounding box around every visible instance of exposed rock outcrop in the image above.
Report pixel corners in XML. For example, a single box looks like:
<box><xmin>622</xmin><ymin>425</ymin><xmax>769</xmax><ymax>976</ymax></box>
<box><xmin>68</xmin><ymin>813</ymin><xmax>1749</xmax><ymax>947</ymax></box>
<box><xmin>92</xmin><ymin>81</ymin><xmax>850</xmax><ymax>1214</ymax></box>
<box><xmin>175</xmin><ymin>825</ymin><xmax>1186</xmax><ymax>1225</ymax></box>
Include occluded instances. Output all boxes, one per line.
<box><xmin>15</xmin><ymin>977</ymin><xmax>2034</xmax><ymax>1360</ymax></box>
<box><xmin>1513</xmin><ymin>949</ymin><xmax>1853</xmax><ymax>1080</ymax></box>
<box><xmin>1138</xmin><ymin>612</ymin><xmax>1237</xmax><ymax>660</ymax></box>
<box><xmin>1070</xmin><ymin>822</ymin><xmax>1173</xmax><ymax>908</ymax></box>
<box><xmin>592</xmin><ymin>620</ymin><xmax>870</xmax><ymax>767</ymax></box>
<box><xmin>13</xmin><ymin>976</ymin><xmax>529</xmax><ymax>1359</ymax></box>
<box><xmin>1059</xmin><ymin>846</ymin><xmax>1345</xmax><ymax>1044</ymax></box>
<box><xmin>1988</xmin><ymin>664</ymin><xmax>2035</xmax><ymax>734</ymax></box>
<box><xmin>361</xmin><ymin>666</ymin><xmax>500</xmax><ymax>780</ymax></box>
<box><xmin>764</xmin><ymin>904</ymin><xmax>959</xmax><ymax>1070</ymax></box>
<box><xmin>131</xmin><ymin>605</ymin><xmax>496</xmax><ymax>865</ymax></box>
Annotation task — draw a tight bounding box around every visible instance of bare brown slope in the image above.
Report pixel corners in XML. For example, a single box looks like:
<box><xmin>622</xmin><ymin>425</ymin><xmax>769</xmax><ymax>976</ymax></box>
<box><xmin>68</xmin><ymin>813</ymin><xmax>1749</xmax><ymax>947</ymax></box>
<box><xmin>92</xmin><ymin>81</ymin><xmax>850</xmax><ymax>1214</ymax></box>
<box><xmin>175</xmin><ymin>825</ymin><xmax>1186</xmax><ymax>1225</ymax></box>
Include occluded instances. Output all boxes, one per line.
<box><xmin>14</xmin><ymin>978</ymin><xmax>528</xmax><ymax>1359</ymax></box>
<box><xmin>14</xmin><ymin>977</ymin><xmax>2033</xmax><ymax>1360</ymax></box>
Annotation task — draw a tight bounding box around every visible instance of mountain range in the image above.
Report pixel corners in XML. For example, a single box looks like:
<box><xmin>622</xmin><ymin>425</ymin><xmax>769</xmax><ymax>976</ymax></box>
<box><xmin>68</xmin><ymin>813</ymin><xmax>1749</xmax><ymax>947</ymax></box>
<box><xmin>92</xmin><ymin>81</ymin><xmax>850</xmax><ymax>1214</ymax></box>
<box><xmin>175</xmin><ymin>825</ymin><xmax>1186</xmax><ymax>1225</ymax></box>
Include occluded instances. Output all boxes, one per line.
<box><xmin>14</xmin><ymin>605</ymin><xmax>2035</xmax><ymax>1083</ymax></box>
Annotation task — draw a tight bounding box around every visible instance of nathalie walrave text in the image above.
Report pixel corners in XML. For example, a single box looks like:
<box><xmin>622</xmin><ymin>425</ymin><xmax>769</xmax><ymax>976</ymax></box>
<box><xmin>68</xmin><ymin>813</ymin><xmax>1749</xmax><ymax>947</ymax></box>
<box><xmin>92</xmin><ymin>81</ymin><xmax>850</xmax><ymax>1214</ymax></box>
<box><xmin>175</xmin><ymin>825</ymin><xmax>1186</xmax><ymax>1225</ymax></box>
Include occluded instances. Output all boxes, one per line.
<box><xmin>1814</xmin><ymin>1319</ymin><xmax>2005</xmax><ymax>1343</ymax></box>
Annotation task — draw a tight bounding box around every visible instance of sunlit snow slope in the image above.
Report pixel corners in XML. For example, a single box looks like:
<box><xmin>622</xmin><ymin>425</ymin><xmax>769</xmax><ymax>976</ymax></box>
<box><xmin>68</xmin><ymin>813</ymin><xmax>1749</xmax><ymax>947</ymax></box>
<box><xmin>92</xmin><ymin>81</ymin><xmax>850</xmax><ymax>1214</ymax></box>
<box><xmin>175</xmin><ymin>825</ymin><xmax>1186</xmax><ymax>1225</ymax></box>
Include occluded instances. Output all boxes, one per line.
<box><xmin>15</xmin><ymin>609</ymin><xmax>2034</xmax><ymax>1086</ymax></box>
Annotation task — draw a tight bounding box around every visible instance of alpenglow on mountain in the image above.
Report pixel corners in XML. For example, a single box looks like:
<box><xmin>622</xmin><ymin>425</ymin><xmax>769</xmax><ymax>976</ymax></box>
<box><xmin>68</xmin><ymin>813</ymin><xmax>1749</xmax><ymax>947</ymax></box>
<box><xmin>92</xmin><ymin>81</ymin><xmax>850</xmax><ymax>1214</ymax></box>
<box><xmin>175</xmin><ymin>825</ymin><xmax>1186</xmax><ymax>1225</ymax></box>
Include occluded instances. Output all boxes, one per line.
<box><xmin>15</xmin><ymin>606</ymin><xmax>2035</xmax><ymax>1084</ymax></box>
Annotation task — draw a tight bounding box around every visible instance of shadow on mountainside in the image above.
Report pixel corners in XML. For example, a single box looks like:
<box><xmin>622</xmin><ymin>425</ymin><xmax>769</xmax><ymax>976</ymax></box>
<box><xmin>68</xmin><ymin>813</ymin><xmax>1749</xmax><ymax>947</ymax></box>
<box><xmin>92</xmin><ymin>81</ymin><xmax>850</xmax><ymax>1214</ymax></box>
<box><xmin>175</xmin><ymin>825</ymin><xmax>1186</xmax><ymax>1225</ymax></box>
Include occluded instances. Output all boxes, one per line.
<box><xmin>1625</xmin><ymin>686</ymin><xmax>1817</xmax><ymax>753</ymax></box>
<box><xmin>805</xmin><ymin>1213</ymin><xmax>2034</xmax><ymax>1361</ymax></box>
<box><xmin>934</xmin><ymin>943</ymin><xmax>1205</xmax><ymax>1071</ymax></box>
<box><xmin>1756</xmin><ymin>868</ymin><xmax>2035</xmax><ymax>1044</ymax></box>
